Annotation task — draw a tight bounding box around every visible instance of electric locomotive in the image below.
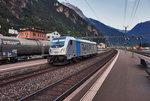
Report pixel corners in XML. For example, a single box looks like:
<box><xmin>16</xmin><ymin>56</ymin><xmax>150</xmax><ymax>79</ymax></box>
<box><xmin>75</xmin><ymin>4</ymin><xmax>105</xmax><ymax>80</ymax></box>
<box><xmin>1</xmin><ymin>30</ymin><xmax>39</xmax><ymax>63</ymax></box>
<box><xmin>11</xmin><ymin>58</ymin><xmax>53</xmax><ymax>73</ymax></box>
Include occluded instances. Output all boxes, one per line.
<box><xmin>47</xmin><ymin>36</ymin><xmax>97</xmax><ymax>65</ymax></box>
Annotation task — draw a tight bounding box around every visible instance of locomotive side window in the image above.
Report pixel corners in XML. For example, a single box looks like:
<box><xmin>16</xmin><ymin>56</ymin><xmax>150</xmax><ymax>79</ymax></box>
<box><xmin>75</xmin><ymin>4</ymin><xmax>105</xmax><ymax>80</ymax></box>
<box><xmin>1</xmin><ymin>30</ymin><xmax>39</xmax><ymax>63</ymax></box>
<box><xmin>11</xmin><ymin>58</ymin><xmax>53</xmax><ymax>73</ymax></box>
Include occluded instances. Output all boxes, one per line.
<box><xmin>70</xmin><ymin>40</ymin><xmax>72</xmax><ymax>45</ymax></box>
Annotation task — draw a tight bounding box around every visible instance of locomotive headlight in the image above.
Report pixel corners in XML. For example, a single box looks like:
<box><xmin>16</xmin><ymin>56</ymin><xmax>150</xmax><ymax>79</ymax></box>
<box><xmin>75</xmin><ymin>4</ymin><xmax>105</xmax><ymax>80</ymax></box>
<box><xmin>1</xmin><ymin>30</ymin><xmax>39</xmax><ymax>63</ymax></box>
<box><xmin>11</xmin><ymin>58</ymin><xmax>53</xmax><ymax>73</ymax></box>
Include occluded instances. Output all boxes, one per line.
<box><xmin>60</xmin><ymin>48</ymin><xmax>64</xmax><ymax>53</ymax></box>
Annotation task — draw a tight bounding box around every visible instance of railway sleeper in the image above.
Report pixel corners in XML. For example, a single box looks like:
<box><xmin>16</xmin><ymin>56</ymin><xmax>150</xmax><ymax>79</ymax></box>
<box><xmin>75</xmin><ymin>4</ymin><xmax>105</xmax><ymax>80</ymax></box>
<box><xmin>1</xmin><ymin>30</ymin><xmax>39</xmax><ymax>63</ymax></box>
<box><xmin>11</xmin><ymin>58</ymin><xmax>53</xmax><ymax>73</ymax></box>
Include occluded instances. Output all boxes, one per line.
<box><xmin>57</xmin><ymin>84</ymin><xmax>70</xmax><ymax>89</ymax></box>
<box><xmin>52</xmin><ymin>86</ymin><xmax>65</xmax><ymax>91</ymax></box>
<box><xmin>65</xmin><ymin>80</ymin><xmax>77</xmax><ymax>85</ymax></box>
<box><xmin>46</xmin><ymin>90</ymin><xmax>62</xmax><ymax>96</ymax></box>
<box><xmin>35</xmin><ymin>95</ymin><xmax>54</xmax><ymax>101</ymax></box>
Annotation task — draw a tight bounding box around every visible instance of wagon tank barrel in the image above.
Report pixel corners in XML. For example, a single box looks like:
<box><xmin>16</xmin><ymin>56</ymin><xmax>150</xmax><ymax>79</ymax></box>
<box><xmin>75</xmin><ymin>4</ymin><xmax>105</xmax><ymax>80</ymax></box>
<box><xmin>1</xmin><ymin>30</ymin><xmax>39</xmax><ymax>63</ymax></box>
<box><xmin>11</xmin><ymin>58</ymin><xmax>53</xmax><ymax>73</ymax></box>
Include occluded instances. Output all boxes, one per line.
<box><xmin>0</xmin><ymin>36</ymin><xmax>50</xmax><ymax>61</ymax></box>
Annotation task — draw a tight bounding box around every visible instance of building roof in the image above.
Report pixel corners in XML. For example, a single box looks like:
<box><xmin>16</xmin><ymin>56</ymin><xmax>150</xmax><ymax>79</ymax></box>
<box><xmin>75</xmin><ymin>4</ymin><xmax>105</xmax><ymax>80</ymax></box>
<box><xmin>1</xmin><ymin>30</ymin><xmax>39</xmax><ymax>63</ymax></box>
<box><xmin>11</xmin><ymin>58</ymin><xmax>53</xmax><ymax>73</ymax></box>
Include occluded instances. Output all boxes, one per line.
<box><xmin>19</xmin><ymin>27</ymin><xmax>52</xmax><ymax>33</ymax></box>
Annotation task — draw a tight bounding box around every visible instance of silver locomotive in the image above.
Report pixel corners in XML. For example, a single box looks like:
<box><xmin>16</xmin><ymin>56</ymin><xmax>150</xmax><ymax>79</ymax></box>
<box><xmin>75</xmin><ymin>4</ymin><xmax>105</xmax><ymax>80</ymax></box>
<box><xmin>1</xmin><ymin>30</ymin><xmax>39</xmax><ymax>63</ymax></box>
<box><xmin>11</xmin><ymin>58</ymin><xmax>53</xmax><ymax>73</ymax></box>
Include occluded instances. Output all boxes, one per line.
<box><xmin>0</xmin><ymin>36</ymin><xmax>50</xmax><ymax>62</ymax></box>
<box><xmin>47</xmin><ymin>36</ymin><xmax>98</xmax><ymax>65</ymax></box>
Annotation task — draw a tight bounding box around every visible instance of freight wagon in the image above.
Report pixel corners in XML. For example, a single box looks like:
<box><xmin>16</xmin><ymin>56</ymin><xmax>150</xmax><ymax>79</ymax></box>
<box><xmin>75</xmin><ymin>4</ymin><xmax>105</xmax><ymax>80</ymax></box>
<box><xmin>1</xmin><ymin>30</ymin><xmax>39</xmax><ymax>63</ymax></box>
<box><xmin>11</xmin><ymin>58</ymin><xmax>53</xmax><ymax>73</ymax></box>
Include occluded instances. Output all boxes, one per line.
<box><xmin>0</xmin><ymin>36</ymin><xmax>50</xmax><ymax>63</ymax></box>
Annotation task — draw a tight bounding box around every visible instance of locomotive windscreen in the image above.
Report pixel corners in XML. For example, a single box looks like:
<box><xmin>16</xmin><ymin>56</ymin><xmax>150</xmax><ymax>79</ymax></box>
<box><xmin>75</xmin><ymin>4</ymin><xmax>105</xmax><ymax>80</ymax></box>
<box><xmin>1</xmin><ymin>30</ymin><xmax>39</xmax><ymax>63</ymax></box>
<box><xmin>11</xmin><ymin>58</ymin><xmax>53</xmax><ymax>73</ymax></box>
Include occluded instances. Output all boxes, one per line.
<box><xmin>51</xmin><ymin>37</ymin><xmax>66</xmax><ymax>48</ymax></box>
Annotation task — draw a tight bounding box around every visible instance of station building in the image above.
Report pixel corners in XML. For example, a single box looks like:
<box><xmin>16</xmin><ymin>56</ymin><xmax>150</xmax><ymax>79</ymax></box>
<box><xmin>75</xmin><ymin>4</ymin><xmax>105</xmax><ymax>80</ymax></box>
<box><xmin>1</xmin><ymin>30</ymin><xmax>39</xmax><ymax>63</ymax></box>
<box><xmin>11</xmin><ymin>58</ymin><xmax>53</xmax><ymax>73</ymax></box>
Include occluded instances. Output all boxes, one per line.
<box><xmin>8</xmin><ymin>28</ymin><xmax>19</xmax><ymax>37</ymax></box>
<box><xmin>97</xmin><ymin>43</ymin><xmax>106</xmax><ymax>49</ymax></box>
<box><xmin>18</xmin><ymin>27</ymin><xmax>46</xmax><ymax>40</ymax></box>
<box><xmin>46</xmin><ymin>31</ymin><xmax>61</xmax><ymax>42</ymax></box>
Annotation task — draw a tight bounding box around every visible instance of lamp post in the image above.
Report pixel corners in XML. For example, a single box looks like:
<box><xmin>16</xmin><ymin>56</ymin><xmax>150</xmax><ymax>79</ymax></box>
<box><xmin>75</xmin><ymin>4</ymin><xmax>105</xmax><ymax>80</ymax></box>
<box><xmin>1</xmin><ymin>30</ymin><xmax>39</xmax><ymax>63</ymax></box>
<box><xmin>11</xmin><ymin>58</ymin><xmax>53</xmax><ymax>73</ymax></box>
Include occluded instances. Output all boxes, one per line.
<box><xmin>124</xmin><ymin>37</ymin><xmax>127</xmax><ymax>51</ymax></box>
<box><xmin>125</xmin><ymin>37</ymin><xmax>130</xmax><ymax>52</ymax></box>
<box><xmin>139</xmin><ymin>36</ymin><xmax>143</xmax><ymax>48</ymax></box>
<box><xmin>132</xmin><ymin>35</ymin><xmax>134</xmax><ymax>58</ymax></box>
<box><xmin>136</xmin><ymin>36</ymin><xmax>143</xmax><ymax>49</ymax></box>
<box><xmin>123</xmin><ymin>26</ymin><xmax>129</xmax><ymax>51</ymax></box>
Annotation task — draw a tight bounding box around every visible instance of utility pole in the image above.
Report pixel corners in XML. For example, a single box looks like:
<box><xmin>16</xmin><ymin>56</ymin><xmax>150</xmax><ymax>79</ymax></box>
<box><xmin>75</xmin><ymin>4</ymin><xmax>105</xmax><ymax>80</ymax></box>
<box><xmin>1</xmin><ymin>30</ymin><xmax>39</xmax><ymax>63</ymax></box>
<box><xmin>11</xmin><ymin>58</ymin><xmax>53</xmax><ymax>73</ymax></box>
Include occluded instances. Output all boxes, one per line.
<box><xmin>123</xmin><ymin>26</ymin><xmax>128</xmax><ymax>51</ymax></box>
<box><xmin>132</xmin><ymin>35</ymin><xmax>134</xmax><ymax>58</ymax></box>
<box><xmin>140</xmin><ymin>36</ymin><xmax>143</xmax><ymax>48</ymax></box>
<box><xmin>123</xmin><ymin>26</ymin><xmax>128</xmax><ymax>35</ymax></box>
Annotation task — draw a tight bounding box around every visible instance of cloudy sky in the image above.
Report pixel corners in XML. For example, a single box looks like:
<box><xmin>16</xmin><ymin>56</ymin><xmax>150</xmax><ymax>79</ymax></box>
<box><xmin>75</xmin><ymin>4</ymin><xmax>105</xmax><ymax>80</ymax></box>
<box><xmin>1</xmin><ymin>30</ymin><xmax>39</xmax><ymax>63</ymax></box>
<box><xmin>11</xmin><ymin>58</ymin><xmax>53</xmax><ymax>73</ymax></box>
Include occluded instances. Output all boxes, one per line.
<box><xmin>58</xmin><ymin>0</ymin><xmax>150</xmax><ymax>30</ymax></box>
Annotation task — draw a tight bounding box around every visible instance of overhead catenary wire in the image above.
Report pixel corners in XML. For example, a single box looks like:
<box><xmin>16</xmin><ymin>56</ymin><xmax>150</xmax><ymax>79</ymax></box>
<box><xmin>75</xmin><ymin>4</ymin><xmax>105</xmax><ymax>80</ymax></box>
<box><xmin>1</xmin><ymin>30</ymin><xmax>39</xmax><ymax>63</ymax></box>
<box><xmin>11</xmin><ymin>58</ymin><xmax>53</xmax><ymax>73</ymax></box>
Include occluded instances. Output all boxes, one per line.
<box><xmin>84</xmin><ymin>0</ymin><xmax>103</xmax><ymax>36</ymax></box>
<box><xmin>124</xmin><ymin>0</ymin><xmax>128</xmax><ymax>26</ymax></box>
<box><xmin>84</xmin><ymin>0</ymin><xmax>124</xmax><ymax>37</ymax></box>
<box><xmin>130</xmin><ymin>0</ymin><xmax>141</xmax><ymax>27</ymax></box>
<box><xmin>130</xmin><ymin>0</ymin><xmax>138</xmax><ymax>20</ymax></box>
<box><xmin>84</xmin><ymin>0</ymin><xmax>100</xmax><ymax>20</ymax></box>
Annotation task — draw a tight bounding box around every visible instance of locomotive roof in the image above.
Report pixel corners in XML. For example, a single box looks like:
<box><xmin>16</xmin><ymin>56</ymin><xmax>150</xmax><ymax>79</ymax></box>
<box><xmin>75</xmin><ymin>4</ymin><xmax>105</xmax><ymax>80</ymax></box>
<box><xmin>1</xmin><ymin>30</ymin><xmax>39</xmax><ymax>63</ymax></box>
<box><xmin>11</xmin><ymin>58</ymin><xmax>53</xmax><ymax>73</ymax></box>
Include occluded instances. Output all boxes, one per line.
<box><xmin>53</xmin><ymin>36</ymin><xmax>97</xmax><ymax>44</ymax></box>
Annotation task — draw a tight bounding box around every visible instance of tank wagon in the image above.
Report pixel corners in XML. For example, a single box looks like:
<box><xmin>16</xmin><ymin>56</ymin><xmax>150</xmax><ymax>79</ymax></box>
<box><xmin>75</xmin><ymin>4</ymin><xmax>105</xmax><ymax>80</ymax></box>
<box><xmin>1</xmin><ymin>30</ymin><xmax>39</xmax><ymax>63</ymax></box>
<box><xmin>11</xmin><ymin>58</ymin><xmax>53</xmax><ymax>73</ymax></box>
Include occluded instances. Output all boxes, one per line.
<box><xmin>0</xmin><ymin>36</ymin><xmax>50</xmax><ymax>62</ymax></box>
<box><xmin>47</xmin><ymin>36</ymin><xmax>97</xmax><ymax>65</ymax></box>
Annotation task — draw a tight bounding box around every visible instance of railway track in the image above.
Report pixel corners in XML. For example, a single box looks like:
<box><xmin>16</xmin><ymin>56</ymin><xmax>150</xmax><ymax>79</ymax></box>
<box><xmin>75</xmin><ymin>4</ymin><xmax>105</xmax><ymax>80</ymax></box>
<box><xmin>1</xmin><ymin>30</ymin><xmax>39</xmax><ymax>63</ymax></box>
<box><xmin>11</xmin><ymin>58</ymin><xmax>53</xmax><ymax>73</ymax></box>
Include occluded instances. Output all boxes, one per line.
<box><xmin>17</xmin><ymin>49</ymin><xmax>117</xmax><ymax>101</ymax></box>
<box><xmin>0</xmin><ymin>61</ymin><xmax>86</xmax><ymax>87</ymax></box>
<box><xmin>0</xmin><ymin>65</ymin><xmax>58</xmax><ymax>87</ymax></box>
<box><xmin>0</xmin><ymin>49</ymin><xmax>111</xmax><ymax>87</ymax></box>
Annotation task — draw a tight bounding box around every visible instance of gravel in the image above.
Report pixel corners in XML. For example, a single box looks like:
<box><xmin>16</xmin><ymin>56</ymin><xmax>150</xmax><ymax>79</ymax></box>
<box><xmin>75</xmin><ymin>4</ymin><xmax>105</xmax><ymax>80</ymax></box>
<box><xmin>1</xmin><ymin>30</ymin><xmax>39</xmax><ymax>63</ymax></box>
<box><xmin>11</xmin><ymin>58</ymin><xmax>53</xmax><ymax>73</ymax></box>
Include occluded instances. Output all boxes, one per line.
<box><xmin>0</xmin><ymin>50</ymin><xmax>112</xmax><ymax>101</ymax></box>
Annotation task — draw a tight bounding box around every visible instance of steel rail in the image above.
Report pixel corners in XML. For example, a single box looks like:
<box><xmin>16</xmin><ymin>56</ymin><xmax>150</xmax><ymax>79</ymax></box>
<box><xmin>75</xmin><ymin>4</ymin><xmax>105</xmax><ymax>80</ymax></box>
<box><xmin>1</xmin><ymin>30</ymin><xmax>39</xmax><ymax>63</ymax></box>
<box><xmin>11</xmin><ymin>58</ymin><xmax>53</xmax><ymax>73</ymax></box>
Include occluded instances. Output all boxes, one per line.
<box><xmin>17</xmin><ymin>49</ymin><xmax>117</xmax><ymax>101</ymax></box>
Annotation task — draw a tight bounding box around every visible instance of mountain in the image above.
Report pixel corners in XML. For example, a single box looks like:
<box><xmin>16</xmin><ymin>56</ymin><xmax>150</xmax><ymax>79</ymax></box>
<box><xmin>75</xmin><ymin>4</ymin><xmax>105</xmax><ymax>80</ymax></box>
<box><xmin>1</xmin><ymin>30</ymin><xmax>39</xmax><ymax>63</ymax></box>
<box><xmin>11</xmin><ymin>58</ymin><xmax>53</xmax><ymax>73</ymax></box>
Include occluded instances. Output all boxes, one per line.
<box><xmin>62</xmin><ymin>2</ymin><xmax>123</xmax><ymax>35</ymax></box>
<box><xmin>62</xmin><ymin>2</ymin><xmax>124</xmax><ymax>44</ymax></box>
<box><xmin>88</xmin><ymin>18</ymin><xmax>126</xmax><ymax>44</ymax></box>
<box><xmin>128</xmin><ymin>21</ymin><xmax>150</xmax><ymax>35</ymax></box>
<box><xmin>117</xmin><ymin>29</ymin><xmax>126</xmax><ymax>33</ymax></box>
<box><xmin>87</xmin><ymin>18</ymin><xmax>124</xmax><ymax>36</ymax></box>
<box><xmin>0</xmin><ymin>0</ymin><xmax>100</xmax><ymax>37</ymax></box>
<box><xmin>62</xmin><ymin>2</ymin><xmax>86</xmax><ymax>19</ymax></box>
<box><xmin>128</xmin><ymin>21</ymin><xmax>150</xmax><ymax>44</ymax></box>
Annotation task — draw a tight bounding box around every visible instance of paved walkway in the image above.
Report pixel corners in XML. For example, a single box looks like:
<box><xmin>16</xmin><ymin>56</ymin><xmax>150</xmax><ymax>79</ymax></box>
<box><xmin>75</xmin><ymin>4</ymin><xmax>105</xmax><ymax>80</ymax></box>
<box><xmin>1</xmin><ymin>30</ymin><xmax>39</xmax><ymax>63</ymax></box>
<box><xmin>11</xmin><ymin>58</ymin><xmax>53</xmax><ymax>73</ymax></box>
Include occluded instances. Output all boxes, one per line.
<box><xmin>0</xmin><ymin>59</ymin><xmax>47</xmax><ymax>72</ymax></box>
<box><xmin>93</xmin><ymin>50</ymin><xmax>150</xmax><ymax>101</ymax></box>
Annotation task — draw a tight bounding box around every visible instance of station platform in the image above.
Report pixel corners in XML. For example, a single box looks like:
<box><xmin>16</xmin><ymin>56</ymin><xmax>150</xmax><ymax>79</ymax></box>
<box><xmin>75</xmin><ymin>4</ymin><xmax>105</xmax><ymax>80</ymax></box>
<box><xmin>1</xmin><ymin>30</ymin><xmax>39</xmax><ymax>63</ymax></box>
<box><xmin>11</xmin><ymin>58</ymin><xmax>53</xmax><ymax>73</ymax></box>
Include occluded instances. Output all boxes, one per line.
<box><xmin>65</xmin><ymin>50</ymin><xmax>150</xmax><ymax>101</ymax></box>
<box><xmin>0</xmin><ymin>59</ymin><xmax>47</xmax><ymax>72</ymax></box>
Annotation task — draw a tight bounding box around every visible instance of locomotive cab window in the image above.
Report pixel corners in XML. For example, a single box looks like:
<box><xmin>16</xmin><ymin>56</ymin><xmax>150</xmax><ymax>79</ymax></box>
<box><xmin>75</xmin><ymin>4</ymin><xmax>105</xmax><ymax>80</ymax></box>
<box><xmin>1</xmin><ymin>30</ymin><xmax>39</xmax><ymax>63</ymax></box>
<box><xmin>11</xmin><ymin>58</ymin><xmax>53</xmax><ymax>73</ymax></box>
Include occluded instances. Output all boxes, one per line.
<box><xmin>51</xmin><ymin>37</ymin><xmax>66</xmax><ymax>48</ymax></box>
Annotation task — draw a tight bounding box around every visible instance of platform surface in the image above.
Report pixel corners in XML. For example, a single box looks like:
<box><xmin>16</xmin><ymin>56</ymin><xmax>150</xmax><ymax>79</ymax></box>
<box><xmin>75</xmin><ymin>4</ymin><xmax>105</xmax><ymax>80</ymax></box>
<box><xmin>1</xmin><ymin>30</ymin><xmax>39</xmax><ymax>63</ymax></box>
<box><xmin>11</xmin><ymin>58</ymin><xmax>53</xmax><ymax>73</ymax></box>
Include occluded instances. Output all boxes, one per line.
<box><xmin>93</xmin><ymin>50</ymin><xmax>150</xmax><ymax>101</ymax></box>
<box><xmin>0</xmin><ymin>59</ymin><xmax>47</xmax><ymax>72</ymax></box>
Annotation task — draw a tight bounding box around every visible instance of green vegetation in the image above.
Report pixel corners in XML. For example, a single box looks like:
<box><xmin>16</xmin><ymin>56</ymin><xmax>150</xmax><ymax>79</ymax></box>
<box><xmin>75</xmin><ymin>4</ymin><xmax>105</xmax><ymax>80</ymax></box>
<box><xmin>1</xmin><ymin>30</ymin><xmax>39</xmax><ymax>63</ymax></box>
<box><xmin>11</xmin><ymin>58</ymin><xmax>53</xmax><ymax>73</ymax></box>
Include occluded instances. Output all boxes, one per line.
<box><xmin>0</xmin><ymin>0</ymin><xmax>101</xmax><ymax>38</ymax></box>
